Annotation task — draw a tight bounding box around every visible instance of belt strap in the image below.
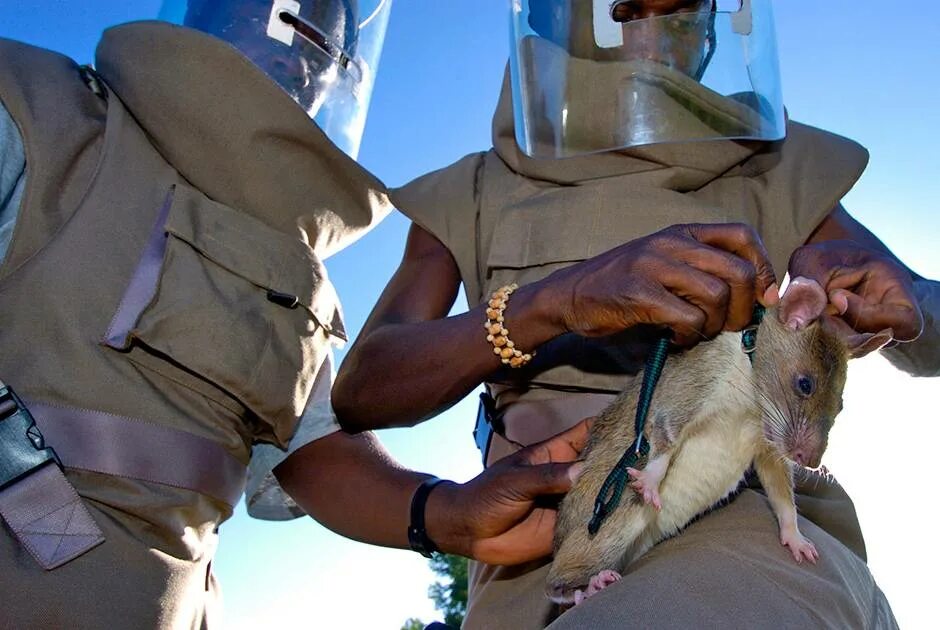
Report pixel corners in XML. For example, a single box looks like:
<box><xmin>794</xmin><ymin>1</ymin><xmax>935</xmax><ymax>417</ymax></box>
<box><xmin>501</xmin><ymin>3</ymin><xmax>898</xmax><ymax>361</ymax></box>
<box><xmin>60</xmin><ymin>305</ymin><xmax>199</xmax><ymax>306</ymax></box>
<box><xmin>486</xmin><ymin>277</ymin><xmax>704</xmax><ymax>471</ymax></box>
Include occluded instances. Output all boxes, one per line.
<box><xmin>27</xmin><ymin>402</ymin><xmax>248</xmax><ymax>508</ymax></box>
<box><xmin>0</xmin><ymin>383</ymin><xmax>104</xmax><ymax>569</ymax></box>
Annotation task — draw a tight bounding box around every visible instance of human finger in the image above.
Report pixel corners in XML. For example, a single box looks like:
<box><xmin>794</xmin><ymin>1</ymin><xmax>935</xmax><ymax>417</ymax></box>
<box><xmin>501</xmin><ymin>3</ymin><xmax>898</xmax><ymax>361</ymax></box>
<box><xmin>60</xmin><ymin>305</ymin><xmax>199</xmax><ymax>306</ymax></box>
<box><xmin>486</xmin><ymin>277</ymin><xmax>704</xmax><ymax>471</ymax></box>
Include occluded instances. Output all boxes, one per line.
<box><xmin>608</xmin><ymin>275</ymin><xmax>709</xmax><ymax>346</ymax></box>
<box><xmin>471</xmin><ymin>509</ymin><xmax>557</xmax><ymax>565</ymax></box>
<box><xmin>680</xmin><ymin>223</ymin><xmax>778</xmax><ymax>306</ymax></box>
<box><xmin>518</xmin><ymin>418</ymin><xmax>595</xmax><ymax>466</ymax></box>
<box><xmin>787</xmin><ymin>245</ymin><xmax>840</xmax><ymax>290</ymax></box>
<box><xmin>787</xmin><ymin>242</ymin><xmax>887</xmax><ymax>296</ymax></box>
<box><xmin>833</xmin><ymin>258</ymin><xmax>921</xmax><ymax>340</ymax></box>
<box><xmin>835</xmin><ymin>289</ymin><xmax>923</xmax><ymax>342</ymax></box>
<box><xmin>673</xmin><ymin>244</ymin><xmax>760</xmax><ymax>331</ymax></box>
<box><xmin>499</xmin><ymin>461</ymin><xmax>582</xmax><ymax>500</ymax></box>
<box><xmin>818</xmin><ymin>265</ymin><xmax>870</xmax><ymax>294</ymax></box>
<box><xmin>656</xmin><ymin>257</ymin><xmax>732</xmax><ymax>338</ymax></box>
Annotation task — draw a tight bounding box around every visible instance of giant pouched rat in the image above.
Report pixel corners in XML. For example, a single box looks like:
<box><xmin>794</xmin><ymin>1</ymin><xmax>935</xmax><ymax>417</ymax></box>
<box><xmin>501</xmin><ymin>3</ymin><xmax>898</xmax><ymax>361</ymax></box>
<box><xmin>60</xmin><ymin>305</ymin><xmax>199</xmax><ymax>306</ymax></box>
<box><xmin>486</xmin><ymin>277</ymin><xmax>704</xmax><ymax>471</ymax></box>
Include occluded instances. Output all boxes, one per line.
<box><xmin>546</xmin><ymin>277</ymin><xmax>892</xmax><ymax>605</ymax></box>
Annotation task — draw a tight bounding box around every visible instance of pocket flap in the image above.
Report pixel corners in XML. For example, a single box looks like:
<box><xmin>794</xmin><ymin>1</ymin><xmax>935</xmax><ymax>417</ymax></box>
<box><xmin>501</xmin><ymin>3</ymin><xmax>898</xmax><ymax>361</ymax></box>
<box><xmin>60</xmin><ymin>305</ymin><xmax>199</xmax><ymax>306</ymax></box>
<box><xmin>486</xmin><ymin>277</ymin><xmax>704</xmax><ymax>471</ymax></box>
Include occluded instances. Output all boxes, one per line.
<box><xmin>486</xmin><ymin>184</ymin><xmax>729</xmax><ymax>270</ymax></box>
<box><xmin>166</xmin><ymin>184</ymin><xmax>344</xmax><ymax>338</ymax></box>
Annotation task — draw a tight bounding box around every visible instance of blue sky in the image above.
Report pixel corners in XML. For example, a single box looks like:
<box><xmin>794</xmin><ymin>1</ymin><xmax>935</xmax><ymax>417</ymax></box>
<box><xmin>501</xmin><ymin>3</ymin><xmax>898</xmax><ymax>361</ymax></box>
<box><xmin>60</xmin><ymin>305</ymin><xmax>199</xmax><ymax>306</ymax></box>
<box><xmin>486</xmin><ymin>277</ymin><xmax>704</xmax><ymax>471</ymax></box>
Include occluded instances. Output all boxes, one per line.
<box><xmin>2</xmin><ymin>1</ymin><xmax>938</xmax><ymax>628</ymax></box>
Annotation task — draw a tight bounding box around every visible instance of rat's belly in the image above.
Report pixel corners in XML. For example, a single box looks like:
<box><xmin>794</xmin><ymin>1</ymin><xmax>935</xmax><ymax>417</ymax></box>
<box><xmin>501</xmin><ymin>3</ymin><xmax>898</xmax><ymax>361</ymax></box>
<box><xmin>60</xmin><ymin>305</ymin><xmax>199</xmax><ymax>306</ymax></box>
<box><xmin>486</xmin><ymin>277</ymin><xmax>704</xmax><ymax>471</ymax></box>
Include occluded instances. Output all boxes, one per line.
<box><xmin>653</xmin><ymin>410</ymin><xmax>761</xmax><ymax>537</ymax></box>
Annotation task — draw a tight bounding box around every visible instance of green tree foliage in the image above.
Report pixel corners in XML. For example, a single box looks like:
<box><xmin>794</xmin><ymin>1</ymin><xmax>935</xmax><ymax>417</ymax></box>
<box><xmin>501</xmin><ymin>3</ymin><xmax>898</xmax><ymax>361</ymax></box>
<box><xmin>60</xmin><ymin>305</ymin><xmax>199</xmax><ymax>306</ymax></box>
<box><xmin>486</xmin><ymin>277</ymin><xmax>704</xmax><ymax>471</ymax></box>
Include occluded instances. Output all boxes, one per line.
<box><xmin>400</xmin><ymin>618</ymin><xmax>425</xmax><ymax>630</ymax></box>
<box><xmin>428</xmin><ymin>554</ymin><xmax>468</xmax><ymax>627</ymax></box>
<box><xmin>400</xmin><ymin>554</ymin><xmax>469</xmax><ymax>630</ymax></box>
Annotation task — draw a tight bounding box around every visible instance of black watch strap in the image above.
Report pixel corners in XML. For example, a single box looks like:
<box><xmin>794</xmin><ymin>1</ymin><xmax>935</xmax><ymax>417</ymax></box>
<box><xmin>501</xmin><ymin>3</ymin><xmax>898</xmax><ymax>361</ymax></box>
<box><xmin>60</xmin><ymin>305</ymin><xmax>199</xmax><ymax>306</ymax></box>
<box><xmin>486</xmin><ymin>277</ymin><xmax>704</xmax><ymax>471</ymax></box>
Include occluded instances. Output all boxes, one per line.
<box><xmin>408</xmin><ymin>477</ymin><xmax>448</xmax><ymax>558</ymax></box>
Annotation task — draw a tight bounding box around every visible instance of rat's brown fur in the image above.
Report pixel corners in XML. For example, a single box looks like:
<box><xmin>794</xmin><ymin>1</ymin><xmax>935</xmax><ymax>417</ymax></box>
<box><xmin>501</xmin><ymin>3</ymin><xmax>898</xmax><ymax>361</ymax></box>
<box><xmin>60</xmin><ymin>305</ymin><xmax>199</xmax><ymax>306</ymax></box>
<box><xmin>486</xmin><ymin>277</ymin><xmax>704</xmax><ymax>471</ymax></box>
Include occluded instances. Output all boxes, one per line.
<box><xmin>547</xmin><ymin>304</ymin><xmax>850</xmax><ymax>603</ymax></box>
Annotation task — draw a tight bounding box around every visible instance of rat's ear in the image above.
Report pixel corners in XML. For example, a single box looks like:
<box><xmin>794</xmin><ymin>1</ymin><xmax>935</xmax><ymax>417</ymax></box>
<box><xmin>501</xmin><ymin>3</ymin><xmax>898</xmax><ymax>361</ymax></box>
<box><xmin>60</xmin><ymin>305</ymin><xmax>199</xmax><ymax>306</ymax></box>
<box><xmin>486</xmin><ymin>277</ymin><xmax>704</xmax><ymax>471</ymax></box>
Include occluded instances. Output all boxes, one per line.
<box><xmin>820</xmin><ymin>316</ymin><xmax>895</xmax><ymax>358</ymax></box>
<box><xmin>845</xmin><ymin>328</ymin><xmax>895</xmax><ymax>359</ymax></box>
<box><xmin>777</xmin><ymin>277</ymin><xmax>828</xmax><ymax>330</ymax></box>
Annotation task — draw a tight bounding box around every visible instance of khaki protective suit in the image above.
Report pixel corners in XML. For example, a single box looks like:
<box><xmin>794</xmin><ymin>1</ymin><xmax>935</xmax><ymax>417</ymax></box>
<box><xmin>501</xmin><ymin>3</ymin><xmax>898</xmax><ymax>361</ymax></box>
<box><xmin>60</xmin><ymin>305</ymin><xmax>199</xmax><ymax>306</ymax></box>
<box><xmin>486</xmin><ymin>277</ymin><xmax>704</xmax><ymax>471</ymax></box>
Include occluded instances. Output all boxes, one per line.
<box><xmin>0</xmin><ymin>22</ymin><xmax>388</xmax><ymax>629</ymax></box>
<box><xmin>392</xmin><ymin>73</ymin><xmax>897</xmax><ymax>629</ymax></box>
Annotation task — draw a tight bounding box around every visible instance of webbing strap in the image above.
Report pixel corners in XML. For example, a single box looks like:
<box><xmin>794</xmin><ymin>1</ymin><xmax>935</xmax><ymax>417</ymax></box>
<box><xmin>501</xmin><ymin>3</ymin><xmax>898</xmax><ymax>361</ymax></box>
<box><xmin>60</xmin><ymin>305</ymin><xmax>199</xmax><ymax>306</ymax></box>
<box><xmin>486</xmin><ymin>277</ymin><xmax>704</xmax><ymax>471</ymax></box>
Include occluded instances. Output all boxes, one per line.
<box><xmin>0</xmin><ymin>463</ymin><xmax>104</xmax><ymax>569</ymax></box>
<box><xmin>0</xmin><ymin>382</ymin><xmax>105</xmax><ymax>570</ymax></box>
<box><xmin>27</xmin><ymin>402</ymin><xmax>247</xmax><ymax>508</ymax></box>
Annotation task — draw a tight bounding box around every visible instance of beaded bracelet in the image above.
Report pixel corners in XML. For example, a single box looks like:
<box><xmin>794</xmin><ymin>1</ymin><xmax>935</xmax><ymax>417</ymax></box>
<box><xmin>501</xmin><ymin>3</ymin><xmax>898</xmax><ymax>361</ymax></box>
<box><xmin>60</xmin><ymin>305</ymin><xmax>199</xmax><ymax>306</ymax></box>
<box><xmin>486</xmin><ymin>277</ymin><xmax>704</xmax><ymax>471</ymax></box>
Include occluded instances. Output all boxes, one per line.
<box><xmin>484</xmin><ymin>283</ymin><xmax>535</xmax><ymax>368</ymax></box>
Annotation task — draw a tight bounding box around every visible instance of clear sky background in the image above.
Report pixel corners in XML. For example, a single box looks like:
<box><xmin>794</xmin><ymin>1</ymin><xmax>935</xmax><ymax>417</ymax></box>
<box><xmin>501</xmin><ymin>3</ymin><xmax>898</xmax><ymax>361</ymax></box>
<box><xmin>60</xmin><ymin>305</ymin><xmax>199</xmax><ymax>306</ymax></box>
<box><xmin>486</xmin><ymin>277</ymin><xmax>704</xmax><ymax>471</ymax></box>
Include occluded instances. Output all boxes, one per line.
<box><xmin>1</xmin><ymin>1</ymin><xmax>937</xmax><ymax>628</ymax></box>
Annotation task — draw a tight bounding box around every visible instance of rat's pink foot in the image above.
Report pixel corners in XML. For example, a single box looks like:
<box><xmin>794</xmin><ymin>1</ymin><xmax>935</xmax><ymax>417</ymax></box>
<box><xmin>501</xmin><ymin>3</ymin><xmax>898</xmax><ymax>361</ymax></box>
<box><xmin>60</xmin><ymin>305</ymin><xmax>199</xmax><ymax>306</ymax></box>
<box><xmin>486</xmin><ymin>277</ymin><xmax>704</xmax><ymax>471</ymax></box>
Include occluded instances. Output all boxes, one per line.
<box><xmin>780</xmin><ymin>527</ymin><xmax>818</xmax><ymax>564</ymax></box>
<box><xmin>573</xmin><ymin>570</ymin><xmax>621</xmax><ymax>606</ymax></box>
<box><xmin>627</xmin><ymin>467</ymin><xmax>662</xmax><ymax>510</ymax></box>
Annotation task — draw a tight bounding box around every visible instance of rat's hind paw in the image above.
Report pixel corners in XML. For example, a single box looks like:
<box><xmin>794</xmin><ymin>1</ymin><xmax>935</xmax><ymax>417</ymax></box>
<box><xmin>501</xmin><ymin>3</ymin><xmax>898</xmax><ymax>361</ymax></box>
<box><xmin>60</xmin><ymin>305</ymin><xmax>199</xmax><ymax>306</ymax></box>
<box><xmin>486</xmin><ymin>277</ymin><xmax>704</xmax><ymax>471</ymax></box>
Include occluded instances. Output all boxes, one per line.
<box><xmin>627</xmin><ymin>467</ymin><xmax>662</xmax><ymax>510</ymax></box>
<box><xmin>587</xmin><ymin>569</ymin><xmax>622</xmax><ymax>595</ymax></box>
<box><xmin>573</xmin><ymin>570</ymin><xmax>622</xmax><ymax>606</ymax></box>
<box><xmin>548</xmin><ymin>569</ymin><xmax>622</xmax><ymax>605</ymax></box>
<box><xmin>780</xmin><ymin>527</ymin><xmax>818</xmax><ymax>564</ymax></box>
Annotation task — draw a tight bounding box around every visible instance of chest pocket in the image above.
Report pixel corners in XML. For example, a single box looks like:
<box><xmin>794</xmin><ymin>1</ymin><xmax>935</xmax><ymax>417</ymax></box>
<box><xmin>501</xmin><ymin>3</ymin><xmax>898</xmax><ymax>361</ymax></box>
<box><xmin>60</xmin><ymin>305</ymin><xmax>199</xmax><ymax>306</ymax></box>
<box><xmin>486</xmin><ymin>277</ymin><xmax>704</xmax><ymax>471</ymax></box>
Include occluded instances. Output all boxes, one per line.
<box><xmin>484</xmin><ymin>182</ymin><xmax>731</xmax><ymax>293</ymax></box>
<box><xmin>104</xmin><ymin>183</ymin><xmax>343</xmax><ymax>446</ymax></box>
<box><xmin>481</xmin><ymin>182</ymin><xmax>731</xmax><ymax>393</ymax></box>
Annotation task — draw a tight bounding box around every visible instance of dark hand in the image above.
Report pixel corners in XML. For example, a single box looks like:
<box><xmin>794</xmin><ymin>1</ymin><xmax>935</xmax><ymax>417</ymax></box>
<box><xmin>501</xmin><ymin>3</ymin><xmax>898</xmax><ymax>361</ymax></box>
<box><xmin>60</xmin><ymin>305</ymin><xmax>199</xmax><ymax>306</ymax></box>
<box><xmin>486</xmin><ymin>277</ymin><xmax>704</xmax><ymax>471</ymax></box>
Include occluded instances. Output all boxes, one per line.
<box><xmin>789</xmin><ymin>241</ymin><xmax>924</xmax><ymax>342</ymax></box>
<box><xmin>544</xmin><ymin>223</ymin><xmax>778</xmax><ymax>346</ymax></box>
<box><xmin>427</xmin><ymin>419</ymin><xmax>592</xmax><ymax>566</ymax></box>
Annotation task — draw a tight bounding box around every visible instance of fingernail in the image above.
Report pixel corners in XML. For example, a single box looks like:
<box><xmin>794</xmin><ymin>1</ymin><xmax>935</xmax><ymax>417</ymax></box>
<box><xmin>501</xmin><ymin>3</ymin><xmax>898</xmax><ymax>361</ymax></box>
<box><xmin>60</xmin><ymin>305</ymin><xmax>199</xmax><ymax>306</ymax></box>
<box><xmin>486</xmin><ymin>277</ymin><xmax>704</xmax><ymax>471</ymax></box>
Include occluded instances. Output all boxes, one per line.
<box><xmin>764</xmin><ymin>283</ymin><xmax>780</xmax><ymax>305</ymax></box>
<box><xmin>568</xmin><ymin>462</ymin><xmax>585</xmax><ymax>483</ymax></box>
<box><xmin>830</xmin><ymin>290</ymin><xmax>849</xmax><ymax>314</ymax></box>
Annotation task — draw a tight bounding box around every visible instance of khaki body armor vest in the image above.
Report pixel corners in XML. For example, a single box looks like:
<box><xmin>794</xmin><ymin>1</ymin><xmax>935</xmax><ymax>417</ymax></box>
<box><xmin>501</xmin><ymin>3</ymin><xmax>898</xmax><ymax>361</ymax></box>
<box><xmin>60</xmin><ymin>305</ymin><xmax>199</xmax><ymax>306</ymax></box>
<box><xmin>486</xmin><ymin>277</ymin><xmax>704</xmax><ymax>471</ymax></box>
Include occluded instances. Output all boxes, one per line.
<box><xmin>0</xmin><ymin>22</ymin><xmax>388</xmax><ymax>628</ymax></box>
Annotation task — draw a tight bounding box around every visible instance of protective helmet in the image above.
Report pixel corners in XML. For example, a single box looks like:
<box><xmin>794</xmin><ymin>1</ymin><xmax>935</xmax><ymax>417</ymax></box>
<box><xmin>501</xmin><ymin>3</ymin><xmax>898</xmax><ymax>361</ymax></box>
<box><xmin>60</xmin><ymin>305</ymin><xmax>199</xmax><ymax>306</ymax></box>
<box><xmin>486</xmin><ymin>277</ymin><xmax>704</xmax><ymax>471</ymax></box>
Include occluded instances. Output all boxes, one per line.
<box><xmin>509</xmin><ymin>0</ymin><xmax>785</xmax><ymax>159</ymax></box>
<box><xmin>159</xmin><ymin>0</ymin><xmax>392</xmax><ymax>158</ymax></box>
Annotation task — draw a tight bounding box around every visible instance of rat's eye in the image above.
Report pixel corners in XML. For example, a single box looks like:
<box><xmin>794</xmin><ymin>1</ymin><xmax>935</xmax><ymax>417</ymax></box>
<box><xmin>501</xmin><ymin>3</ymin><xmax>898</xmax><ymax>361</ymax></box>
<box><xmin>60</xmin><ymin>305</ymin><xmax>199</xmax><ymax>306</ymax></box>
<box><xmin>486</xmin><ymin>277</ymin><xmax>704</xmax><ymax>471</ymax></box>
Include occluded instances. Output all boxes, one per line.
<box><xmin>794</xmin><ymin>375</ymin><xmax>816</xmax><ymax>397</ymax></box>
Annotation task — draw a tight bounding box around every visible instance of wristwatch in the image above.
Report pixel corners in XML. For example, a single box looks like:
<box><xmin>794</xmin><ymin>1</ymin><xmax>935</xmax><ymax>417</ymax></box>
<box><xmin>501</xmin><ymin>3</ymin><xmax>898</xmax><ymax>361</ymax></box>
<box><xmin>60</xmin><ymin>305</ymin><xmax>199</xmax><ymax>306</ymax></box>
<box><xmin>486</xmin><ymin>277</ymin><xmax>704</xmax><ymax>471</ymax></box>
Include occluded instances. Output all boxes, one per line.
<box><xmin>408</xmin><ymin>476</ymin><xmax>449</xmax><ymax>558</ymax></box>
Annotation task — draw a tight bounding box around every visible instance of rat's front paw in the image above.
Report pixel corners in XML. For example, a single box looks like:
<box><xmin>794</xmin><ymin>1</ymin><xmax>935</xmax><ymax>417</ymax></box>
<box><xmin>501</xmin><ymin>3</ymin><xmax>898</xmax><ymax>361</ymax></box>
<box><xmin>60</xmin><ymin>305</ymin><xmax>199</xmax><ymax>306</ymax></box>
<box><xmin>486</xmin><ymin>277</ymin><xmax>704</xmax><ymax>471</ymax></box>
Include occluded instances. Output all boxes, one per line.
<box><xmin>627</xmin><ymin>467</ymin><xmax>662</xmax><ymax>510</ymax></box>
<box><xmin>780</xmin><ymin>527</ymin><xmax>819</xmax><ymax>564</ymax></box>
<box><xmin>573</xmin><ymin>570</ymin><xmax>622</xmax><ymax>606</ymax></box>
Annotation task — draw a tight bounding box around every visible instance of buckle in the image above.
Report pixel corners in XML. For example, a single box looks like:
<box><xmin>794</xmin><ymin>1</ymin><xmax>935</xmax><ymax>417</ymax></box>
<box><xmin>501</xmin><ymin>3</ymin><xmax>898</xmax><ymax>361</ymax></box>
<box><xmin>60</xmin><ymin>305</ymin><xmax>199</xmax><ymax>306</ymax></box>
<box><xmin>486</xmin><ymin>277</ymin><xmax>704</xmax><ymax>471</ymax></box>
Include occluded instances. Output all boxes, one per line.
<box><xmin>473</xmin><ymin>391</ymin><xmax>506</xmax><ymax>464</ymax></box>
<box><xmin>473</xmin><ymin>395</ymin><xmax>493</xmax><ymax>462</ymax></box>
<box><xmin>741</xmin><ymin>303</ymin><xmax>765</xmax><ymax>358</ymax></box>
<box><xmin>741</xmin><ymin>325</ymin><xmax>759</xmax><ymax>355</ymax></box>
<box><xmin>0</xmin><ymin>384</ymin><xmax>60</xmax><ymax>490</ymax></box>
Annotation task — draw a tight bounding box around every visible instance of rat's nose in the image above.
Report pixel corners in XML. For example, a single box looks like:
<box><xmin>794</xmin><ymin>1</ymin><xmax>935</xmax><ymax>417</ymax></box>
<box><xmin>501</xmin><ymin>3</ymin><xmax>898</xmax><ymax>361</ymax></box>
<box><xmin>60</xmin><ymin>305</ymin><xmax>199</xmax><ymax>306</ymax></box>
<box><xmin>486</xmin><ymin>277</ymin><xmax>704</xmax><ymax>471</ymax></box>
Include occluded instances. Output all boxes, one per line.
<box><xmin>546</xmin><ymin>583</ymin><xmax>573</xmax><ymax>605</ymax></box>
<box><xmin>791</xmin><ymin>448</ymin><xmax>823</xmax><ymax>469</ymax></box>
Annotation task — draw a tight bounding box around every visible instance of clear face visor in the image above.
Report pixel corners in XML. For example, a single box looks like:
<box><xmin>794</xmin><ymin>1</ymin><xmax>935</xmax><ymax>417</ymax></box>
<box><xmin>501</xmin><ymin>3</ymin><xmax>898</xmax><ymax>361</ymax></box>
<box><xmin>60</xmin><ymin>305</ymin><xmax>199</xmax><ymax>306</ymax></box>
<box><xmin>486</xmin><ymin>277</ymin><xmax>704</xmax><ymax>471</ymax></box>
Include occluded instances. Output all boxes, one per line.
<box><xmin>509</xmin><ymin>0</ymin><xmax>785</xmax><ymax>159</ymax></box>
<box><xmin>159</xmin><ymin>0</ymin><xmax>392</xmax><ymax>158</ymax></box>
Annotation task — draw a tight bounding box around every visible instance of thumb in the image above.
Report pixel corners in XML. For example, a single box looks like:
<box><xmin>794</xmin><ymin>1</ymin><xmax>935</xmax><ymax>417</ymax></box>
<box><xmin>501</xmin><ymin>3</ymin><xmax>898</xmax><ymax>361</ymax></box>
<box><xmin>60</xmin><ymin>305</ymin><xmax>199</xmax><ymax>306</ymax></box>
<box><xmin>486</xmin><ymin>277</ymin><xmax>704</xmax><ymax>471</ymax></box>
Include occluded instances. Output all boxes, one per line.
<box><xmin>505</xmin><ymin>461</ymin><xmax>584</xmax><ymax>499</ymax></box>
<box><xmin>787</xmin><ymin>245</ymin><xmax>841</xmax><ymax>292</ymax></box>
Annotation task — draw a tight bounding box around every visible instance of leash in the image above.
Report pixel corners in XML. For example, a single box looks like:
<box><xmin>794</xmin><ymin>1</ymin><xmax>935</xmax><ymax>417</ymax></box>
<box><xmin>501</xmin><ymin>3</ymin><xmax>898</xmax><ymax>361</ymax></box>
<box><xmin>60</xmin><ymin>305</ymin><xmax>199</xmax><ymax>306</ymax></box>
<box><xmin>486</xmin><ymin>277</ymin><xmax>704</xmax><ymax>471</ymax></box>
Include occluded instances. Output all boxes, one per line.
<box><xmin>587</xmin><ymin>305</ymin><xmax>766</xmax><ymax>536</ymax></box>
<box><xmin>587</xmin><ymin>333</ymin><xmax>668</xmax><ymax>535</ymax></box>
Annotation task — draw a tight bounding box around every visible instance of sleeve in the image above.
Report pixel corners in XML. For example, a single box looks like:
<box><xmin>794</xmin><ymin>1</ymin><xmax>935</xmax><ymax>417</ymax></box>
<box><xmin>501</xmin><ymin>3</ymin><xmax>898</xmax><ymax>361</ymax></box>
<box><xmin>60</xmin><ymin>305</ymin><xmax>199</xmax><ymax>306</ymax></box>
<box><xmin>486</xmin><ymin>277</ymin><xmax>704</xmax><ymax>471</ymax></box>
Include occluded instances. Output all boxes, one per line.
<box><xmin>882</xmin><ymin>279</ymin><xmax>940</xmax><ymax>377</ymax></box>
<box><xmin>244</xmin><ymin>349</ymin><xmax>341</xmax><ymax>521</ymax></box>
<box><xmin>390</xmin><ymin>152</ymin><xmax>484</xmax><ymax>248</ymax></box>
<box><xmin>390</xmin><ymin>151</ymin><xmax>487</xmax><ymax>303</ymax></box>
<box><xmin>0</xmin><ymin>98</ymin><xmax>27</xmax><ymax>260</ymax></box>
